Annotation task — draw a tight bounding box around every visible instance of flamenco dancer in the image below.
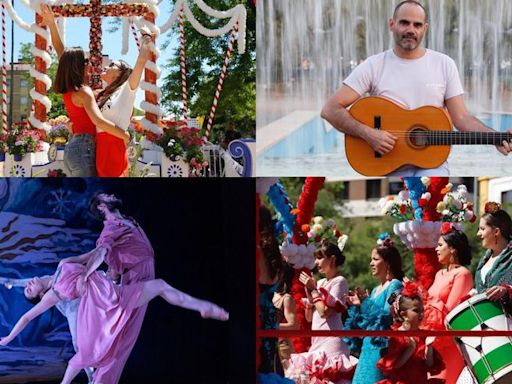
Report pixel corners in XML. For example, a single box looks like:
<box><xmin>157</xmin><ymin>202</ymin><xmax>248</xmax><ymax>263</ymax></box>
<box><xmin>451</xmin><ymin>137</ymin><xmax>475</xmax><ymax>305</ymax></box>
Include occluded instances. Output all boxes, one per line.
<box><xmin>344</xmin><ymin>234</ymin><xmax>404</xmax><ymax>383</ymax></box>
<box><xmin>0</xmin><ymin>261</ymin><xmax>228</xmax><ymax>384</ymax></box>
<box><xmin>286</xmin><ymin>240</ymin><xmax>356</xmax><ymax>383</ymax></box>
<box><xmin>421</xmin><ymin>223</ymin><xmax>473</xmax><ymax>383</ymax></box>
<box><xmin>376</xmin><ymin>281</ymin><xmax>443</xmax><ymax>383</ymax></box>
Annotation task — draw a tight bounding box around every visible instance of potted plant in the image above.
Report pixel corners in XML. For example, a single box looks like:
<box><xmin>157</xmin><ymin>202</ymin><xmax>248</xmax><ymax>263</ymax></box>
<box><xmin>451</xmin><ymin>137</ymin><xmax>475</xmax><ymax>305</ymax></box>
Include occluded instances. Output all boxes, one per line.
<box><xmin>6</xmin><ymin>122</ymin><xmax>43</xmax><ymax>161</ymax></box>
<box><xmin>47</xmin><ymin>116</ymin><xmax>71</xmax><ymax>148</ymax></box>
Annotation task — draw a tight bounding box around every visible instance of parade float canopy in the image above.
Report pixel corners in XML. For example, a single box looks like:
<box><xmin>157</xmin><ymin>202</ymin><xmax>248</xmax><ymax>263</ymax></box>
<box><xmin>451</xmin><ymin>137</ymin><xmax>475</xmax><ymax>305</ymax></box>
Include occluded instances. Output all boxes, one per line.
<box><xmin>0</xmin><ymin>0</ymin><xmax>247</xmax><ymax>136</ymax></box>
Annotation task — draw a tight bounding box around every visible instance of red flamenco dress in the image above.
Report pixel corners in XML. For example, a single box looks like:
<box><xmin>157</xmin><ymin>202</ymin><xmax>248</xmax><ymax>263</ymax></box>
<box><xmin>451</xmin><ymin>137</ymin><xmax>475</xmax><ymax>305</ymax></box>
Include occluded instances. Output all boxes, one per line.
<box><xmin>376</xmin><ymin>333</ymin><xmax>444</xmax><ymax>384</ymax></box>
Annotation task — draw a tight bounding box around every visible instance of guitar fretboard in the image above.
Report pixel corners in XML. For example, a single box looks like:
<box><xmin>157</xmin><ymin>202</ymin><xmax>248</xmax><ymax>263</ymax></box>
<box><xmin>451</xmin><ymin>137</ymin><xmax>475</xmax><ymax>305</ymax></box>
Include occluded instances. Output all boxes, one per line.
<box><xmin>425</xmin><ymin>131</ymin><xmax>512</xmax><ymax>145</ymax></box>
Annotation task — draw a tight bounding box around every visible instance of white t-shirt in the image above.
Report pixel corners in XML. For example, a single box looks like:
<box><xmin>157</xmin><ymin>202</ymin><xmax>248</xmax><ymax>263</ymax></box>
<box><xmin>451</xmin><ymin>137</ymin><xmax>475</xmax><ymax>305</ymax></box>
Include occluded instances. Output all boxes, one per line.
<box><xmin>343</xmin><ymin>49</ymin><xmax>464</xmax><ymax>176</ymax></box>
<box><xmin>98</xmin><ymin>81</ymin><xmax>137</xmax><ymax>132</ymax></box>
<box><xmin>344</xmin><ymin>48</ymin><xmax>464</xmax><ymax>109</ymax></box>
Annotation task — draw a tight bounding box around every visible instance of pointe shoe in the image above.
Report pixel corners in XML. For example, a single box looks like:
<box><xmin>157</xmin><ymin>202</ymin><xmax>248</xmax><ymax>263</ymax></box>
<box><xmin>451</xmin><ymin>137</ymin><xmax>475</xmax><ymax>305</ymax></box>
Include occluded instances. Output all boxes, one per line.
<box><xmin>200</xmin><ymin>302</ymin><xmax>229</xmax><ymax>321</ymax></box>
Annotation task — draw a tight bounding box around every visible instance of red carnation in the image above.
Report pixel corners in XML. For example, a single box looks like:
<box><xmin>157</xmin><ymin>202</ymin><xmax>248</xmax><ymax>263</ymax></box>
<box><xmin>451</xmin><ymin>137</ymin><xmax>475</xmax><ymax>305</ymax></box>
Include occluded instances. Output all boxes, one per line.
<box><xmin>402</xmin><ymin>281</ymin><xmax>422</xmax><ymax>299</ymax></box>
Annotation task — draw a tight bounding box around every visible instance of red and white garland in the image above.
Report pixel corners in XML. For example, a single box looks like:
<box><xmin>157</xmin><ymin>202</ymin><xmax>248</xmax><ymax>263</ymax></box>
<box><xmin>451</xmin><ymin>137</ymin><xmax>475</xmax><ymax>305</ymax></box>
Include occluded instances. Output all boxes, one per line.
<box><xmin>129</xmin><ymin>0</ymin><xmax>247</xmax><ymax>137</ymax></box>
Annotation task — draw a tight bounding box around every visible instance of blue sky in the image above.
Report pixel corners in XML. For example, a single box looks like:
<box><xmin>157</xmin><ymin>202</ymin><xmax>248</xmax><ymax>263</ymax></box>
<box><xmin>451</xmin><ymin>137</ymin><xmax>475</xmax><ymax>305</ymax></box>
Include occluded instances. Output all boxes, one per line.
<box><xmin>9</xmin><ymin>0</ymin><xmax>178</xmax><ymax>112</ymax></box>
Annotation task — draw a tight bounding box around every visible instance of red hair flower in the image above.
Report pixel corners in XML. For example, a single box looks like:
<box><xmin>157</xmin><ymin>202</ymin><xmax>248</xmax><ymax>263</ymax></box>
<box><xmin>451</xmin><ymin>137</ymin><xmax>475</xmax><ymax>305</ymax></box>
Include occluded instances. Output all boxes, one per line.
<box><xmin>401</xmin><ymin>281</ymin><xmax>422</xmax><ymax>299</ymax></box>
<box><xmin>485</xmin><ymin>201</ymin><xmax>501</xmax><ymax>214</ymax></box>
<box><xmin>440</xmin><ymin>222</ymin><xmax>455</xmax><ymax>235</ymax></box>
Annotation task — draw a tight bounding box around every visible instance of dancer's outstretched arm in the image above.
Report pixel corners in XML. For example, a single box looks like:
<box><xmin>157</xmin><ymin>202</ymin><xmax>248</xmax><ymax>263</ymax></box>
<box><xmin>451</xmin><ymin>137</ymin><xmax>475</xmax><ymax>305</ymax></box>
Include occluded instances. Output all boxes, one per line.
<box><xmin>134</xmin><ymin>279</ymin><xmax>229</xmax><ymax>321</ymax></box>
<box><xmin>40</xmin><ymin>4</ymin><xmax>64</xmax><ymax>59</ymax></box>
<box><xmin>0</xmin><ymin>290</ymin><xmax>59</xmax><ymax>346</ymax></box>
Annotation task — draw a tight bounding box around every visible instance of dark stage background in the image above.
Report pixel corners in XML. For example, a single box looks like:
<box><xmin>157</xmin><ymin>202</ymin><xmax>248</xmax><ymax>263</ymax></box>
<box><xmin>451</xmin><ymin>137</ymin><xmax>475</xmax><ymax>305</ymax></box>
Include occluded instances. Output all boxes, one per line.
<box><xmin>0</xmin><ymin>178</ymin><xmax>255</xmax><ymax>384</ymax></box>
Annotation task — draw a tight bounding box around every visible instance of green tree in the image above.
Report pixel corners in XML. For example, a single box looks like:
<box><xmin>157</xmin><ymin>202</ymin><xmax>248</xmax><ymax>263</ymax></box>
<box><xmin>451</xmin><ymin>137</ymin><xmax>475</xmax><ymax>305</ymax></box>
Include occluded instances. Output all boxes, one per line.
<box><xmin>18</xmin><ymin>42</ymin><xmax>66</xmax><ymax>119</ymax></box>
<box><xmin>160</xmin><ymin>0</ymin><xmax>256</xmax><ymax>140</ymax></box>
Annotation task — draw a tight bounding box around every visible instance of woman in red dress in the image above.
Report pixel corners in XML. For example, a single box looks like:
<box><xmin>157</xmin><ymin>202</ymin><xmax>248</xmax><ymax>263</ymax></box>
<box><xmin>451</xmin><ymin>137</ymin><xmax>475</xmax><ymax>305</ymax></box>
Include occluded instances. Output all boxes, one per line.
<box><xmin>377</xmin><ymin>282</ymin><xmax>443</xmax><ymax>384</ymax></box>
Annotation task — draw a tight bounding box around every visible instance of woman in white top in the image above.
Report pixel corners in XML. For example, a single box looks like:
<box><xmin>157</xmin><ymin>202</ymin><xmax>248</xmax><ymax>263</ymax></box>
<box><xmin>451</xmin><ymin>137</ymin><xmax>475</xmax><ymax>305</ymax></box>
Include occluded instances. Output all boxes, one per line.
<box><xmin>286</xmin><ymin>240</ymin><xmax>356</xmax><ymax>384</ymax></box>
<box><xmin>95</xmin><ymin>35</ymin><xmax>152</xmax><ymax>177</ymax></box>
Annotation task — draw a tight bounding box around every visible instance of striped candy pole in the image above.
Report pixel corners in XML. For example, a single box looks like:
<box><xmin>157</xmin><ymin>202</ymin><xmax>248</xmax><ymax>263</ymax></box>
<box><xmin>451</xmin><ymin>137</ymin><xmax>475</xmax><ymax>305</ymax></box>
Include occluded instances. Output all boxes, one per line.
<box><xmin>1</xmin><ymin>3</ymin><xmax>7</xmax><ymax>133</ymax></box>
<box><xmin>130</xmin><ymin>21</ymin><xmax>141</xmax><ymax>50</ymax></box>
<box><xmin>202</xmin><ymin>21</ymin><xmax>239</xmax><ymax>143</ymax></box>
<box><xmin>179</xmin><ymin>4</ymin><xmax>187</xmax><ymax>127</ymax></box>
<box><xmin>32</xmin><ymin>10</ymin><xmax>51</xmax><ymax>137</ymax></box>
<box><xmin>141</xmin><ymin>4</ymin><xmax>160</xmax><ymax>133</ymax></box>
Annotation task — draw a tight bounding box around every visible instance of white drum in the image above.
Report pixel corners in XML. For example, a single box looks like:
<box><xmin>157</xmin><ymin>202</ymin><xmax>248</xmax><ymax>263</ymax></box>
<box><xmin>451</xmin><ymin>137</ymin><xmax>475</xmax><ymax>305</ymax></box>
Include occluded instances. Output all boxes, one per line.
<box><xmin>445</xmin><ymin>293</ymin><xmax>512</xmax><ymax>384</ymax></box>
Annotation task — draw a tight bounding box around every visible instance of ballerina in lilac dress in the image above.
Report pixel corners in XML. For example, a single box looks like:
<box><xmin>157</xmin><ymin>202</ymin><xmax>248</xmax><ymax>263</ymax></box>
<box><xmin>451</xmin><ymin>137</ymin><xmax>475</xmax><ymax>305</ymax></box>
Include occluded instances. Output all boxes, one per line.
<box><xmin>0</xmin><ymin>262</ymin><xmax>228</xmax><ymax>384</ymax></box>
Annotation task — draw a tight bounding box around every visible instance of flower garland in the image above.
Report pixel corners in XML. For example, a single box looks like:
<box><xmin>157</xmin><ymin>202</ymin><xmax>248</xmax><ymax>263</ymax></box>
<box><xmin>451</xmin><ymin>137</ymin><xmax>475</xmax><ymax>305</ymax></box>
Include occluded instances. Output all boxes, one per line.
<box><xmin>292</xmin><ymin>177</ymin><xmax>325</xmax><ymax>245</ymax></box>
<box><xmin>290</xmin><ymin>177</ymin><xmax>324</xmax><ymax>354</ymax></box>
<box><xmin>52</xmin><ymin>1</ymin><xmax>149</xmax><ymax>89</ymax></box>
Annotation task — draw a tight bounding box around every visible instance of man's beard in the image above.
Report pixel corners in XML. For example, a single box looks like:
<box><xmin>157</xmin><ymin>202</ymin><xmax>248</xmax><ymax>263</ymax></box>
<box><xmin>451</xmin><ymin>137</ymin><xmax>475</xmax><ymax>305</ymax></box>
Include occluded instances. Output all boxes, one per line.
<box><xmin>395</xmin><ymin>32</ymin><xmax>422</xmax><ymax>51</ymax></box>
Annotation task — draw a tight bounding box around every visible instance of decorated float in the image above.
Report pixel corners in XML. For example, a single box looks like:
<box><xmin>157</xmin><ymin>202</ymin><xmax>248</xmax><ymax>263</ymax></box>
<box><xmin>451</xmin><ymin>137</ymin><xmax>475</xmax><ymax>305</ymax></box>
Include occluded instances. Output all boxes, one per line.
<box><xmin>0</xmin><ymin>0</ymin><xmax>254</xmax><ymax>177</ymax></box>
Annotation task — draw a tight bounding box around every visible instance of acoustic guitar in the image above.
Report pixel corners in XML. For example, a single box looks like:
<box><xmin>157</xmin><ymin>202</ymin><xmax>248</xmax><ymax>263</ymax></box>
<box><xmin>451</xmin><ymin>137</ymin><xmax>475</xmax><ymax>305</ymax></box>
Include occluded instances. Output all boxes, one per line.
<box><xmin>345</xmin><ymin>96</ymin><xmax>511</xmax><ymax>176</ymax></box>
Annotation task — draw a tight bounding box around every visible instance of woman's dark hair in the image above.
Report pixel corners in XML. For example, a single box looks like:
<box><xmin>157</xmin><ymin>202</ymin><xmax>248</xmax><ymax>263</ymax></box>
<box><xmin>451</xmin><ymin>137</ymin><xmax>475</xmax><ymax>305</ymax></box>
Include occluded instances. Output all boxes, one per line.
<box><xmin>96</xmin><ymin>60</ymin><xmax>133</xmax><ymax>109</ymax></box>
<box><xmin>89</xmin><ymin>192</ymin><xmax>123</xmax><ymax>220</ymax></box>
<box><xmin>442</xmin><ymin>230</ymin><xmax>472</xmax><ymax>266</ymax></box>
<box><xmin>260</xmin><ymin>235</ymin><xmax>284</xmax><ymax>281</ymax></box>
<box><xmin>375</xmin><ymin>245</ymin><xmax>404</xmax><ymax>281</ymax></box>
<box><xmin>483</xmin><ymin>210</ymin><xmax>512</xmax><ymax>241</ymax></box>
<box><xmin>276</xmin><ymin>263</ymin><xmax>295</xmax><ymax>294</ymax></box>
<box><xmin>314</xmin><ymin>240</ymin><xmax>345</xmax><ymax>267</ymax></box>
<box><xmin>259</xmin><ymin>205</ymin><xmax>274</xmax><ymax>234</ymax></box>
<box><xmin>54</xmin><ymin>47</ymin><xmax>87</xmax><ymax>93</ymax></box>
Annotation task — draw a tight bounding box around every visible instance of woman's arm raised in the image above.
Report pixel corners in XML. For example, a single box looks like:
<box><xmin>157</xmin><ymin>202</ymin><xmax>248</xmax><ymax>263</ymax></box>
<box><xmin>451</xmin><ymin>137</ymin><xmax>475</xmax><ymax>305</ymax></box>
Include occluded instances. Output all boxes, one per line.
<box><xmin>40</xmin><ymin>4</ymin><xmax>64</xmax><ymax>59</ymax></box>
<box><xmin>0</xmin><ymin>290</ymin><xmax>59</xmax><ymax>346</ymax></box>
<box><xmin>128</xmin><ymin>33</ymin><xmax>153</xmax><ymax>91</ymax></box>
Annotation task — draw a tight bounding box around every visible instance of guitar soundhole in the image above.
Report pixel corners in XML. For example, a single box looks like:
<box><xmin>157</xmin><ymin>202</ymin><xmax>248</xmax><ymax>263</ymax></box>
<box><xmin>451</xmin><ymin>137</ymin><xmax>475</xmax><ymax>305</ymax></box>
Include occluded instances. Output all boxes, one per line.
<box><xmin>408</xmin><ymin>126</ymin><xmax>429</xmax><ymax>149</ymax></box>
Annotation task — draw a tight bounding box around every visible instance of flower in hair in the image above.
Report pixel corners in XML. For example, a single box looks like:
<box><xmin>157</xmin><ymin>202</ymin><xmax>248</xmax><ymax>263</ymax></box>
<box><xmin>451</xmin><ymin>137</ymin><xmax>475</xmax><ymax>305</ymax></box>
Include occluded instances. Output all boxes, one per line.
<box><xmin>377</xmin><ymin>232</ymin><xmax>394</xmax><ymax>247</ymax></box>
<box><xmin>440</xmin><ymin>222</ymin><xmax>456</xmax><ymax>235</ymax></box>
<box><xmin>401</xmin><ymin>281</ymin><xmax>422</xmax><ymax>299</ymax></box>
<box><xmin>485</xmin><ymin>201</ymin><xmax>501</xmax><ymax>214</ymax></box>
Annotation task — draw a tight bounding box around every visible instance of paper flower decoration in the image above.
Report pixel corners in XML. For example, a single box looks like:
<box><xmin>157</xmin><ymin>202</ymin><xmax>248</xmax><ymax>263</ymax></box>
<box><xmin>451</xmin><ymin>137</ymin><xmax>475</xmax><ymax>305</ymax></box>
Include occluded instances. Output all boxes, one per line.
<box><xmin>437</xmin><ymin>184</ymin><xmax>476</xmax><ymax>223</ymax></box>
<box><xmin>302</xmin><ymin>215</ymin><xmax>348</xmax><ymax>252</ymax></box>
